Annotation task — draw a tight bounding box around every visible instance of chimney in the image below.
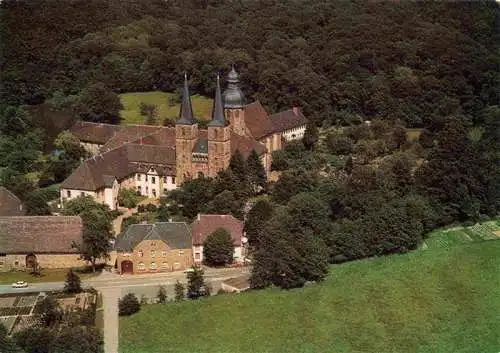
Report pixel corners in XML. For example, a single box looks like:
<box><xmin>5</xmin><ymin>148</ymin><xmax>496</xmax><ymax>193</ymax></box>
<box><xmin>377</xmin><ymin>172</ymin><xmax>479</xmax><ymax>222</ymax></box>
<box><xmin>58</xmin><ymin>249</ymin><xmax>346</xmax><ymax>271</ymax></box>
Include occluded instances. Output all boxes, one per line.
<box><xmin>292</xmin><ymin>105</ymin><xmax>300</xmax><ymax>116</ymax></box>
<box><xmin>197</xmin><ymin>213</ymin><xmax>201</xmax><ymax>221</ymax></box>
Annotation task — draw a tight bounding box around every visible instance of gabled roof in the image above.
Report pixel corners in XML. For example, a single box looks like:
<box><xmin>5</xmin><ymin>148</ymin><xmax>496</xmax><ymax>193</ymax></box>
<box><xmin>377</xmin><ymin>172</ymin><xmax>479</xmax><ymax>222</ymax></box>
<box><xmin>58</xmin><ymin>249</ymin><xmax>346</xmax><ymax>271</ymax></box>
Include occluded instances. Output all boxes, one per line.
<box><xmin>270</xmin><ymin>108</ymin><xmax>308</xmax><ymax>133</ymax></box>
<box><xmin>69</xmin><ymin>121</ymin><xmax>120</xmax><ymax>145</ymax></box>
<box><xmin>191</xmin><ymin>214</ymin><xmax>244</xmax><ymax>246</ymax></box>
<box><xmin>115</xmin><ymin>222</ymin><xmax>192</xmax><ymax>252</ymax></box>
<box><xmin>61</xmin><ymin>143</ymin><xmax>176</xmax><ymax>191</ymax></box>
<box><xmin>100</xmin><ymin>125</ymin><xmax>164</xmax><ymax>153</ymax></box>
<box><xmin>0</xmin><ymin>216</ymin><xmax>83</xmax><ymax>253</ymax></box>
<box><xmin>0</xmin><ymin>187</ymin><xmax>24</xmax><ymax>216</ymax></box>
<box><xmin>243</xmin><ymin>101</ymin><xmax>275</xmax><ymax>140</ymax></box>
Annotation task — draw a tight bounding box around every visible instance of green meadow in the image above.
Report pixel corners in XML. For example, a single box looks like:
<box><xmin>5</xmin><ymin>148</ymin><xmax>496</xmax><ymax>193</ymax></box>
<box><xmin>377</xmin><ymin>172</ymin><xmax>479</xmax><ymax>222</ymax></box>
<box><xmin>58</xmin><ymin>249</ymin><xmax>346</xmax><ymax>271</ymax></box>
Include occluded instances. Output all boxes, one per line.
<box><xmin>120</xmin><ymin>240</ymin><xmax>500</xmax><ymax>353</ymax></box>
<box><xmin>119</xmin><ymin>91</ymin><xmax>213</xmax><ymax>125</ymax></box>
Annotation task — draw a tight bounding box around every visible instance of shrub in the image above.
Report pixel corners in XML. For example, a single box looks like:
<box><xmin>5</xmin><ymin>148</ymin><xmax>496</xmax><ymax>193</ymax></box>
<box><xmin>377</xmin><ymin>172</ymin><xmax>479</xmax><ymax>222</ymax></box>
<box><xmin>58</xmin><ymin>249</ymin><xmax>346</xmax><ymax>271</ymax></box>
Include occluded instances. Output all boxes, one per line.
<box><xmin>119</xmin><ymin>293</ymin><xmax>140</xmax><ymax>316</ymax></box>
<box><xmin>64</xmin><ymin>269</ymin><xmax>82</xmax><ymax>294</ymax></box>
<box><xmin>157</xmin><ymin>286</ymin><xmax>167</xmax><ymax>303</ymax></box>
<box><xmin>118</xmin><ymin>188</ymin><xmax>140</xmax><ymax>208</ymax></box>
<box><xmin>174</xmin><ymin>281</ymin><xmax>185</xmax><ymax>301</ymax></box>
<box><xmin>145</xmin><ymin>203</ymin><xmax>157</xmax><ymax>212</ymax></box>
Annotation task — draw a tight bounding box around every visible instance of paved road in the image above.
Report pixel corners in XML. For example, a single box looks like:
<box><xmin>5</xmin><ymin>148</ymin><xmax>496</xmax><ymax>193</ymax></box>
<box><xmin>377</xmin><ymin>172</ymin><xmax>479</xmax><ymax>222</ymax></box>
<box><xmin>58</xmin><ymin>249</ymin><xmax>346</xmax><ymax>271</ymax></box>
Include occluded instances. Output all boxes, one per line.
<box><xmin>1</xmin><ymin>267</ymin><xmax>249</xmax><ymax>353</ymax></box>
<box><xmin>0</xmin><ymin>267</ymin><xmax>249</xmax><ymax>294</ymax></box>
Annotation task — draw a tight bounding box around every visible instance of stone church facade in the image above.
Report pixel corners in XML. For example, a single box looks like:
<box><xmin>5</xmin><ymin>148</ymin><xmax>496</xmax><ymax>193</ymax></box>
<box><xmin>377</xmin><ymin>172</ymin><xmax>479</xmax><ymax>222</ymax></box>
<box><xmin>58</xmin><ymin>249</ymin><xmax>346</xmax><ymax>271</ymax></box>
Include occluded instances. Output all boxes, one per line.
<box><xmin>61</xmin><ymin>68</ymin><xmax>307</xmax><ymax>209</ymax></box>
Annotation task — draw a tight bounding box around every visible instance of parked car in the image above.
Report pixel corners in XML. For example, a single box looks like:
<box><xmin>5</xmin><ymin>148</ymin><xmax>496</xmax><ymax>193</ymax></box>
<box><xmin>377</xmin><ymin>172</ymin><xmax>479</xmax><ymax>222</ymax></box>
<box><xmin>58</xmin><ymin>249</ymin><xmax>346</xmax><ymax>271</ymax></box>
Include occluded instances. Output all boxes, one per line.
<box><xmin>11</xmin><ymin>281</ymin><xmax>28</xmax><ymax>288</ymax></box>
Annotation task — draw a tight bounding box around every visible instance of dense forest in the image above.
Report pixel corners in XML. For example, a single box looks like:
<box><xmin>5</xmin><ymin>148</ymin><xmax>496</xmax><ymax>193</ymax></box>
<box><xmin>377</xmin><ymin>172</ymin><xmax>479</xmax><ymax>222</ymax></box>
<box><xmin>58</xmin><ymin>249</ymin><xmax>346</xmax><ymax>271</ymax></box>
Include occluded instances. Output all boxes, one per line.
<box><xmin>0</xmin><ymin>1</ymin><xmax>499</xmax><ymax>291</ymax></box>
<box><xmin>1</xmin><ymin>0</ymin><xmax>499</xmax><ymax>127</ymax></box>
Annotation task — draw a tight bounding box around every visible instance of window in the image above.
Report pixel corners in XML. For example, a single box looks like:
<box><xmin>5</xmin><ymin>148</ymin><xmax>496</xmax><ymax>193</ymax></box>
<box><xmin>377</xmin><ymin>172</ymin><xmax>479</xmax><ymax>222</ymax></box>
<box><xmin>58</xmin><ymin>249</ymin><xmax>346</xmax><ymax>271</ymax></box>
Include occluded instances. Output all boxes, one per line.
<box><xmin>152</xmin><ymin>177</ymin><xmax>156</xmax><ymax>184</ymax></box>
<box><xmin>150</xmin><ymin>262</ymin><xmax>157</xmax><ymax>270</ymax></box>
<box><xmin>173</xmin><ymin>262</ymin><xmax>181</xmax><ymax>270</ymax></box>
<box><xmin>14</xmin><ymin>261</ymin><xmax>19</xmax><ymax>266</ymax></box>
<box><xmin>146</xmin><ymin>186</ymin><xmax>149</xmax><ymax>194</ymax></box>
<box><xmin>80</xmin><ymin>192</ymin><xmax>84</xmax><ymax>196</ymax></box>
<box><xmin>162</xmin><ymin>262</ymin><xmax>169</xmax><ymax>269</ymax></box>
<box><xmin>195</xmin><ymin>252</ymin><xmax>201</xmax><ymax>260</ymax></box>
<box><xmin>138</xmin><ymin>250</ymin><xmax>143</xmax><ymax>257</ymax></box>
<box><xmin>152</xmin><ymin>189</ymin><xmax>157</xmax><ymax>197</ymax></box>
<box><xmin>162</xmin><ymin>251</ymin><xmax>167</xmax><ymax>257</ymax></box>
<box><xmin>163</xmin><ymin>176</ymin><xmax>167</xmax><ymax>183</ymax></box>
<box><xmin>145</xmin><ymin>176</ymin><xmax>148</xmax><ymax>182</ymax></box>
<box><xmin>178</xmin><ymin>250</ymin><xmax>184</xmax><ymax>256</ymax></box>
<box><xmin>150</xmin><ymin>250</ymin><xmax>155</xmax><ymax>257</ymax></box>
<box><xmin>0</xmin><ymin>253</ymin><xmax>6</xmax><ymax>257</ymax></box>
<box><xmin>67</xmin><ymin>190</ymin><xmax>71</xmax><ymax>198</ymax></box>
<box><xmin>172</xmin><ymin>177</ymin><xmax>176</xmax><ymax>184</ymax></box>
<box><xmin>0</xmin><ymin>261</ymin><xmax>4</xmax><ymax>265</ymax></box>
<box><xmin>137</xmin><ymin>174</ymin><xmax>141</xmax><ymax>181</ymax></box>
<box><xmin>138</xmin><ymin>262</ymin><xmax>145</xmax><ymax>270</ymax></box>
<box><xmin>137</xmin><ymin>186</ymin><xmax>141</xmax><ymax>194</ymax></box>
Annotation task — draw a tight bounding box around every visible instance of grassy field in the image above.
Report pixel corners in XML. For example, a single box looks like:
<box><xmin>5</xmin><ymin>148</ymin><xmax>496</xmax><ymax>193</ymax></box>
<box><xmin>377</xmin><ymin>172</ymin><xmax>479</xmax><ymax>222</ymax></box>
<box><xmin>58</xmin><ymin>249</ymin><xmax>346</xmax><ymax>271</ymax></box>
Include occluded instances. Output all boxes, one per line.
<box><xmin>119</xmin><ymin>91</ymin><xmax>213</xmax><ymax>125</ymax></box>
<box><xmin>421</xmin><ymin>218</ymin><xmax>500</xmax><ymax>250</ymax></box>
<box><xmin>0</xmin><ymin>268</ymin><xmax>99</xmax><ymax>284</ymax></box>
<box><xmin>120</xmin><ymin>241</ymin><xmax>500</xmax><ymax>353</ymax></box>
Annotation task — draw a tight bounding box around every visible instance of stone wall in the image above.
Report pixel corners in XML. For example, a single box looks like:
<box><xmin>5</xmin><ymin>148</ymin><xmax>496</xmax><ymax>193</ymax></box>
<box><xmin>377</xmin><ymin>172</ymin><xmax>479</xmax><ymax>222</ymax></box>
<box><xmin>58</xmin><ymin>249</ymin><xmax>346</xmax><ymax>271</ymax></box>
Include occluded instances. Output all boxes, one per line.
<box><xmin>0</xmin><ymin>254</ymin><xmax>86</xmax><ymax>272</ymax></box>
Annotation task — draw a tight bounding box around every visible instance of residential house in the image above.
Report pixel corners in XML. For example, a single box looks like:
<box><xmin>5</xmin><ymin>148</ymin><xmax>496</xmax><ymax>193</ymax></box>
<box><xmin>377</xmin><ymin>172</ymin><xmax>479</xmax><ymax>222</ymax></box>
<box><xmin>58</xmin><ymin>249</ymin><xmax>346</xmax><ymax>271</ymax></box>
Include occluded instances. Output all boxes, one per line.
<box><xmin>0</xmin><ymin>216</ymin><xmax>85</xmax><ymax>272</ymax></box>
<box><xmin>191</xmin><ymin>214</ymin><xmax>245</xmax><ymax>264</ymax></box>
<box><xmin>114</xmin><ymin>222</ymin><xmax>193</xmax><ymax>274</ymax></box>
<box><xmin>0</xmin><ymin>187</ymin><xmax>25</xmax><ymax>216</ymax></box>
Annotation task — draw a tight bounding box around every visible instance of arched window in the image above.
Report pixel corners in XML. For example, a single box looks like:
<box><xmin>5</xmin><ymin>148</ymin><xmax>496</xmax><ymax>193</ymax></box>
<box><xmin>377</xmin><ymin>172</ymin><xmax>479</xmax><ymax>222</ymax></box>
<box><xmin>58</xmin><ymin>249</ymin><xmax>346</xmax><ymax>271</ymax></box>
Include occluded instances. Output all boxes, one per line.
<box><xmin>138</xmin><ymin>262</ymin><xmax>145</xmax><ymax>270</ymax></box>
<box><xmin>150</xmin><ymin>262</ymin><xmax>157</xmax><ymax>270</ymax></box>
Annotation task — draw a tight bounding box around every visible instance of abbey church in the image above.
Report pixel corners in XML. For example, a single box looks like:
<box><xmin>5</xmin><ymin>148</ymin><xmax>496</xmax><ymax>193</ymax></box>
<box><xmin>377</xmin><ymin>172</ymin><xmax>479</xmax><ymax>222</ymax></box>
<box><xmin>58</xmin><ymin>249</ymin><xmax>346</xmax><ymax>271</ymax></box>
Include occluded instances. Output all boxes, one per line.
<box><xmin>61</xmin><ymin>68</ymin><xmax>307</xmax><ymax>210</ymax></box>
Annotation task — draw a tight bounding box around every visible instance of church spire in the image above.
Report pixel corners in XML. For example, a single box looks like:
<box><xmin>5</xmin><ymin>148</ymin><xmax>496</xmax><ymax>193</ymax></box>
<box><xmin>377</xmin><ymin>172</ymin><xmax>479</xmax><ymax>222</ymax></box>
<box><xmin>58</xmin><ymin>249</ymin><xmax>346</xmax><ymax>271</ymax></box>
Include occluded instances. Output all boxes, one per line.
<box><xmin>177</xmin><ymin>73</ymin><xmax>195</xmax><ymax>125</ymax></box>
<box><xmin>223</xmin><ymin>66</ymin><xmax>244</xmax><ymax>109</ymax></box>
<box><xmin>208</xmin><ymin>74</ymin><xmax>227</xmax><ymax>127</ymax></box>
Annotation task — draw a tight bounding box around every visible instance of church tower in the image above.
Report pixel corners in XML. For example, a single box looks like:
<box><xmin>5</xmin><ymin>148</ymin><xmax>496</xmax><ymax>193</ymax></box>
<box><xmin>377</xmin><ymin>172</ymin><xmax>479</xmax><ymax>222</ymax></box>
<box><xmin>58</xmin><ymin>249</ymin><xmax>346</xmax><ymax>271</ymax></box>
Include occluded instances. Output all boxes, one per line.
<box><xmin>175</xmin><ymin>74</ymin><xmax>198</xmax><ymax>185</ymax></box>
<box><xmin>208</xmin><ymin>74</ymin><xmax>231</xmax><ymax>177</ymax></box>
<box><xmin>223</xmin><ymin>67</ymin><xmax>246</xmax><ymax>136</ymax></box>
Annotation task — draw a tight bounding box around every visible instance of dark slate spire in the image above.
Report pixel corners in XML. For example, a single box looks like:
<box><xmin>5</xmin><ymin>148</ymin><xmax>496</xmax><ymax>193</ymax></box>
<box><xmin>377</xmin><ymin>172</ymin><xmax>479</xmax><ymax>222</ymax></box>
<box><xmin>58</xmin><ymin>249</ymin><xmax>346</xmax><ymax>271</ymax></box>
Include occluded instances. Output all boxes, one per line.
<box><xmin>208</xmin><ymin>74</ymin><xmax>227</xmax><ymax>127</ymax></box>
<box><xmin>223</xmin><ymin>66</ymin><xmax>245</xmax><ymax>109</ymax></box>
<box><xmin>177</xmin><ymin>73</ymin><xmax>195</xmax><ymax>125</ymax></box>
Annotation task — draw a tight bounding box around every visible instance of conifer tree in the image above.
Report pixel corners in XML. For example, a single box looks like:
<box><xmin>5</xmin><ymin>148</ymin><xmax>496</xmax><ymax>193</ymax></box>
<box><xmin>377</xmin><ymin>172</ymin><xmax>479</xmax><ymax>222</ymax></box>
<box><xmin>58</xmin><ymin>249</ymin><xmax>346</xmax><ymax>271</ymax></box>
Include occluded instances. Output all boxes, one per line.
<box><xmin>246</xmin><ymin>149</ymin><xmax>267</xmax><ymax>193</ymax></box>
<box><xmin>302</xmin><ymin>121</ymin><xmax>319</xmax><ymax>150</ymax></box>
<box><xmin>64</xmin><ymin>269</ymin><xmax>82</xmax><ymax>294</ymax></box>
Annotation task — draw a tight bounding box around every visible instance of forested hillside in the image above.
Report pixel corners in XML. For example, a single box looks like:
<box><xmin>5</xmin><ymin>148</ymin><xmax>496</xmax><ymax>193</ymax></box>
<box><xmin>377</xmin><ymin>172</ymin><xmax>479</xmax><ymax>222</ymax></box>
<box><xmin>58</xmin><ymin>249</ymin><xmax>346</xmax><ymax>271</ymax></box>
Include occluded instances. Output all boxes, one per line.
<box><xmin>1</xmin><ymin>0</ymin><xmax>499</xmax><ymax>128</ymax></box>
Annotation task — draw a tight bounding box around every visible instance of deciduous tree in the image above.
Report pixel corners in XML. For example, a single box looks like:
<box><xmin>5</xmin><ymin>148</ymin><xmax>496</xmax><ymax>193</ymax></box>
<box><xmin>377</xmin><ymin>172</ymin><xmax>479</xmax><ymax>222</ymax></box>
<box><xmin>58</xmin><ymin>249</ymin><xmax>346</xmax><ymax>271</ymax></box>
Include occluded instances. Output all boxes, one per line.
<box><xmin>203</xmin><ymin>228</ymin><xmax>234</xmax><ymax>267</ymax></box>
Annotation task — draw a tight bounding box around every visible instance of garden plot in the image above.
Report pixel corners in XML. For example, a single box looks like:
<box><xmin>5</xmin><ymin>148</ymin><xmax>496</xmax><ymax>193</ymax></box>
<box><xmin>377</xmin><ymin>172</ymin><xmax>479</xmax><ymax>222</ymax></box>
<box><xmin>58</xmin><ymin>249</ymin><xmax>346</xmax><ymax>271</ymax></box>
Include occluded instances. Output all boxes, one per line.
<box><xmin>421</xmin><ymin>218</ymin><xmax>500</xmax><ymax>250</ymax></box>
<box><xmin>0</xmin><ymin>316</ymin><xmax>16</xmax><ymax>334</ymax></box>
<box><xmin>0</xmin><ymin>297</ymin><xmax>16</xmax><ymax>308</ymax></box>
<box><xmin>16</xmin><ymin>295</ymin><xmax>38</xmax><ymax>307</ymax></box>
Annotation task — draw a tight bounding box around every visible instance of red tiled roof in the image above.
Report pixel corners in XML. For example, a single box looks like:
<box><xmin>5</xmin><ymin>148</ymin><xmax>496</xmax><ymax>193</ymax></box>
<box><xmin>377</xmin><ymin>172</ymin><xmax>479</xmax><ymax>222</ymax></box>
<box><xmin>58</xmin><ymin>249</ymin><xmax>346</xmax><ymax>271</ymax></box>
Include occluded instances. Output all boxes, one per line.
<box><xmin>243</xmin><ymin>101</ymin><xmax>275</xmax><ymax>139</ymax></box>
<box><xmin>197</xmin><ymin>130</ymin><xmax>267</xmax><ymax>158</ymax></box>
<box><xmin>100</xmin><ymin>125</ymin><xmax>164</xmax><ymax>153</ymax></box>
<box><xmin>270</xmin><ymin>108</ymin><xmax>308</xmax><ymax>133</ymax></box>
<box><xmin>61</xmin><ymin>143</ymin><xmax>176</xmax><ymax>191</ymax></box>
<box><xmin>0</xmin><ymin>216</ymin><xmax>83</xmax><ymax>253</ymax></box>
<box><xmin>0</xmin><ymin>187</ymin><xmax>25</xmax><ymax>216</ymax></box>
<box><xmin>191</xmin><ymin>214</ymin><xmax>244</xmax><ymax>246</ymax></box>
<box><xmin>69</xmin><ymin>121</ymin><xmax>120</xmax><ymax>145</ymax></box>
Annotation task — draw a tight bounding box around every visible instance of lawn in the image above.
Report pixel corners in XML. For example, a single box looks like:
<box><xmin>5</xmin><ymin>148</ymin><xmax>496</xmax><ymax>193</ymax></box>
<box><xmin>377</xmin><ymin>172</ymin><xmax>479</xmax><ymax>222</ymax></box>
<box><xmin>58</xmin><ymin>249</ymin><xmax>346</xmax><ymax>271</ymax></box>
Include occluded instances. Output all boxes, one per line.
<box><xmin>0</xmin><ymin>268</ymin><xmax>99</xmax><ymax>284</ymax></box>
<box><xmin>119</xmin><ymin>91</ymin><xmax>213</xmax><ymax>125</ymax></box>
<box><xmin>119</xmin><ymin>241</ymin><xmax>500</xmax><ymax>353</ymax></box>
